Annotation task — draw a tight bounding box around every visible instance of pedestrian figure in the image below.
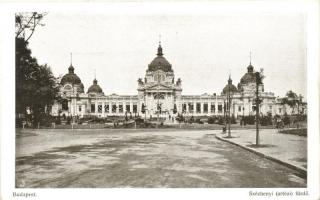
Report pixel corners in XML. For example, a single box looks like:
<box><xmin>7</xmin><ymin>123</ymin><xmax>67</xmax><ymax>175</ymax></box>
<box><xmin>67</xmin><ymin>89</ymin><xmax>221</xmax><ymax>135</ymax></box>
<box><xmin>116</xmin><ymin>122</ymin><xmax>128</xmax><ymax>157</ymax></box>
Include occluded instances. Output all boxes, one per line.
<box><xmin>276</xmin><ymin>117</ymin><xmax>284</xmax><ymax>131</ymax></box>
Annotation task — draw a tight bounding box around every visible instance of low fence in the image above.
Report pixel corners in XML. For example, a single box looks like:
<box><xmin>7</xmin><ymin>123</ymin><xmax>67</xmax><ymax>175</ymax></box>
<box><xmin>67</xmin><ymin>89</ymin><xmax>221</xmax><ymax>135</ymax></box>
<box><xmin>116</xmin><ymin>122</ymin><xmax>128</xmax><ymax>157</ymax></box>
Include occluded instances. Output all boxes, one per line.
<box><xmin>22</xmin><ymin>122</ymin><xmax>280</xmax><ymax>130</ymax></box>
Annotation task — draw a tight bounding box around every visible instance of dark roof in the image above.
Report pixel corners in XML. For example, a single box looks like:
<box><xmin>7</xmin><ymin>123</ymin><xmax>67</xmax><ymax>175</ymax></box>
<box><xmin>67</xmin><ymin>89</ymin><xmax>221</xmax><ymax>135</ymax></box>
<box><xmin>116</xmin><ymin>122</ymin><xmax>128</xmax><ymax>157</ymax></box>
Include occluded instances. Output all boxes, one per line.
<box><xmin>240</xmin><ymin>72</ymin><xmax>256</xmax><ymax>84</ymax></box>
<box><xmin>240</xmin><ymin>64</ymin><xmax>256</xmax><ymax>84</ymax></box>
<box><xmin>77</xmin><ymin>83</ymin><xmax>84</xmax><ymax>93</ymax></box>
<box><xmin>147</xmin><ymin>44</ymin><xmax>173</xmax><ymax>72</ymax></box>
<box><xmin>87</xmin><ymin>79</ymin><xmax>103</xmax><ymax>94</ymax></box>
<box><xmin>60</xmin><ymin>64</ymin><xmax>82</xmax><ymax>85</ymax></box>
<box><xmin>222</xmin><ymin>78</ymin><xmax>238</xmax><ymax>94</ymax></box>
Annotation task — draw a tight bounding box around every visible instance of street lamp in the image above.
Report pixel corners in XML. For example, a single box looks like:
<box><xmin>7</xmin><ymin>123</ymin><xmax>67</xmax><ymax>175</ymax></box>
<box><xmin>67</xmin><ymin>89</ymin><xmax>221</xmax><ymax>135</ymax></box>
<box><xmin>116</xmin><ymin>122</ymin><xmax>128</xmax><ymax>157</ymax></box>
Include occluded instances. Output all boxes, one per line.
<box><xmin>240</xmin><ymin>87</ymin><xmax>245</xmax><ymax>126</ymax></box>
<box><xmin>223</xmin><ymin>98</ymin><xmax>226</xmax><ymax>130</ymax></box>
<box><xmin>157</xmin><ymin>71</ymin><xmax>161</xmax><ymax>126</ymax></box>
<box><xmin>227</xmin><ymin>79</ymin><xmax>234</xmax><ymax>138</ymax></box>
<box><xmin>254</xmin><ymin>70</ymin><xmax>264</xmax><ymax>146</ymax></box>
<box><xmin>297</xmin><ymin>94</ymin><xmax>303</xmax><ymax>129</ymax></box>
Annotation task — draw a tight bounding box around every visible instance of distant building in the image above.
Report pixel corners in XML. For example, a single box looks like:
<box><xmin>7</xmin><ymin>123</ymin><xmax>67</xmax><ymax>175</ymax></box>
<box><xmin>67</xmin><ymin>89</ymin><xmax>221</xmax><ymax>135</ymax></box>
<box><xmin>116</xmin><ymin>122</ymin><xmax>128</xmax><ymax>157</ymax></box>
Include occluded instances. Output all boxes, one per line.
<box><xmin>51</xmin><ymin>43</ymin><xmax>306</xmax><ymax>118</ymax></box>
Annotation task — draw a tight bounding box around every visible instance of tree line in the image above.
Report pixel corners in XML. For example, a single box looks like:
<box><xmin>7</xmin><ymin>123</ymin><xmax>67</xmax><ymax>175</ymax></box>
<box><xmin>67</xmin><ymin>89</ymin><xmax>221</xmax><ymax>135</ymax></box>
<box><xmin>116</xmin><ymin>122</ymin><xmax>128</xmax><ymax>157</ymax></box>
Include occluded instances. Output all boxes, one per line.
<box><xmin>16</xmin><ymin>12</ymin><xmax>59</xmax><ymax>127</ymax></box>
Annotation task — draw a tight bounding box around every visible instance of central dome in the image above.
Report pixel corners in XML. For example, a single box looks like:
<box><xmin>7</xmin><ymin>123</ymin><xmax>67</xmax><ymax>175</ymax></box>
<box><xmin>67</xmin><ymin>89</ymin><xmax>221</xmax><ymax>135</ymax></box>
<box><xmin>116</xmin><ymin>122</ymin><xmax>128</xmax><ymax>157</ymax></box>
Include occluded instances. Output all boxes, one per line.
<box><xmin>240</xmin><ymin>64</ymin><xmax>256</xmax><ymax>84</ymax></box>
<box><xmin>147</xmin><ymin>44</ymin><xmax>173</xmax><ymax>72</ymax></box>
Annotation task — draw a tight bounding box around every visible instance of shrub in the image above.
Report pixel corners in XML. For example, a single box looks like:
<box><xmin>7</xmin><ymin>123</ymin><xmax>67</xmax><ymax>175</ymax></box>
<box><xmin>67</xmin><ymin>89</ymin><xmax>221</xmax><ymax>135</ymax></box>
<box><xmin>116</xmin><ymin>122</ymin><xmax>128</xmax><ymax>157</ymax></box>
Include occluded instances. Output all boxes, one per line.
<box><xmin>283</xmin><ymin>114</ymin><xmax>290</xmax><ymax>125</ymax></box>
<box><xmin>208</xmin><ymin>116</ymin><xmax>215</xmax><ymax>124</ymax></box>
<box><xmin>188</xmin><ymin>116</ymin><xmax>195</xmax><ymax>124</ymax></box>
<box><xmin>176</xmin><ymin>114</ymin><xmax>185</xmax><ymax>123</ymax></box>
<box><xmin>243</xmin><ymin>116</ymin><xmax>255</xmax><ymax>125</ymax></box>
<box><xmin>224</xmin><ymin>115</ymin><xmax>236</xmax><ymax>124</ymax></box>
<box><xmin>135</xmin><ymin>117</ymin><xmax>144</xmax><ymax>125</ymax></box>
<box><xmin>218</xmin><ymin>117</ymin><xmax>224</xmax><ymax>125</ymax></box>
<box><xmin>260</xmin><ymin>115</ymin><xmax>272</xmax><ymax>126</ymax></box>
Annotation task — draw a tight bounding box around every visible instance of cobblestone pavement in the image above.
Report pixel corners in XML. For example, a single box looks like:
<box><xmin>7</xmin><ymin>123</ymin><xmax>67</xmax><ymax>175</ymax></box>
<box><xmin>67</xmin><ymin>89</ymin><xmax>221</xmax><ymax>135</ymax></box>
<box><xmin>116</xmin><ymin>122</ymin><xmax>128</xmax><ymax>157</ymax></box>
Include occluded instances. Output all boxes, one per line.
<box><xmin>16</xmin><ymin>129</ymin><xmax>306</xmax><ymax>188</ymax></box>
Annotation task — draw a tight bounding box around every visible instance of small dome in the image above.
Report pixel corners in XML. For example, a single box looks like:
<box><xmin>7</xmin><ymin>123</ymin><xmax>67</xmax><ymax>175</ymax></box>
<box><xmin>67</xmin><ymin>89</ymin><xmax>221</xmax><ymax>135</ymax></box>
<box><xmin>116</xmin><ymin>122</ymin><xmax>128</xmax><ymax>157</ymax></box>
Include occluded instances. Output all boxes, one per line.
<box><xmin>147</xmin><ymin>44</ymin><xmax>173</xmax><ymax>72</ymax></box>
<box><xmin>60</xmin><ymin>64</ymin><xmax>82</xmax><ymax>85</ymax></box>
<box><xmin>222</xmin><ymin>78</ymin><xmax>238</xmax><ymax>94</ymax></box>
<box><xmin>87</xmin><ymin>79</ymin><xmax>103</xmax><ymax>94</ymax></box>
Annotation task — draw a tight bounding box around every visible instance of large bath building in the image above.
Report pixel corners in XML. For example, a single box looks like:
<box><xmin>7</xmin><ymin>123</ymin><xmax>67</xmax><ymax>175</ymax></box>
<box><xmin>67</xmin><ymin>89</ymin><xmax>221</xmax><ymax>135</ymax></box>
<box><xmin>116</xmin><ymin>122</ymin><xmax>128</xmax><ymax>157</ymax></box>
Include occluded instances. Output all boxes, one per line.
<box><xmin>51</xmin><ymin>43</ymin><xmax>304</xmax><ymax>119</ymax></box>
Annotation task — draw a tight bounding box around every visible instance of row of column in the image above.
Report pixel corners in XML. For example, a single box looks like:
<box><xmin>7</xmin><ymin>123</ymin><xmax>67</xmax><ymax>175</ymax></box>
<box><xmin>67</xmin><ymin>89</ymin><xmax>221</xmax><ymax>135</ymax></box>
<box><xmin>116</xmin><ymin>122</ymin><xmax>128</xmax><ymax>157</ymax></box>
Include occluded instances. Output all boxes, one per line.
<box><xmin>93</xmin><ymin>101</ymin><xmax>138</xmax><ymax>115</ymax></box>
<box><xmin>181</xmin><ymin>101</ymin><xmax>224</xmax><ymax>115</ymax></box>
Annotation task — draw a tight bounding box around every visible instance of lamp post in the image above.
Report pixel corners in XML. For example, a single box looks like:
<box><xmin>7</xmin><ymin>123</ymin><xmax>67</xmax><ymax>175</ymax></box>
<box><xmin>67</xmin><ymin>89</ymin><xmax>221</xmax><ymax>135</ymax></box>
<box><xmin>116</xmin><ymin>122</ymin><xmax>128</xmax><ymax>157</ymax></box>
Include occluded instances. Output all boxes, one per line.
<box><xmin>241</xmin><ymin>88</ymin><xmax>245</xmax><ymax>126</ymax></box>
<box><xmin>223</xmin><ymin>99</ymin><xmax>226</xmax><ymax>130</ymax></box>
<box><xmin>255</xmin><ymin>74</ymin><xmax>260</xmax><ymax>146</ymax></box>
<box><xmin>227</xmin><ymin>80</ymin><xmax>234</xmax><ymax>138</ymax></box>
<box><xmin>297</xmin><ymin>95</ymin><xmax>302</xmax><ymax>129</ymax></box>
<box><xmin>254</xmin><ymin>70</ymin><xmax>264</xmax><ymax>146</ymax></box>
<box><xmin>157</xmin><ymin>71</ymin><xmax>160</xmax><ymax>126</ymax></box>
<box><xmin>228</xmin><ymin>81</ymin><xmax>231</xmax><ymax>137</ymax></box>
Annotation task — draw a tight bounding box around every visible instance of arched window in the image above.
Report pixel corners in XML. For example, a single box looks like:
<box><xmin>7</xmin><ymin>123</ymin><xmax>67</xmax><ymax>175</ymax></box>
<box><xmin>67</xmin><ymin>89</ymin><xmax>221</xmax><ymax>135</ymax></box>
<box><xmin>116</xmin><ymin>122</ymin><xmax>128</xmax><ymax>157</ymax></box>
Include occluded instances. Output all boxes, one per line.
<box><xmin>64</xmin><ymin>85</ymin><xmax>72</xmax><ymax>90</ymax></box>
<box><xmin>154</xmin><ymin>74</ymin><xmax>164</xmax><ymax>83</ymax></box>
<box><xmin>154</xmin><ymin>93</ymin><xmax>165</xmax><ymax>99</ymax></box>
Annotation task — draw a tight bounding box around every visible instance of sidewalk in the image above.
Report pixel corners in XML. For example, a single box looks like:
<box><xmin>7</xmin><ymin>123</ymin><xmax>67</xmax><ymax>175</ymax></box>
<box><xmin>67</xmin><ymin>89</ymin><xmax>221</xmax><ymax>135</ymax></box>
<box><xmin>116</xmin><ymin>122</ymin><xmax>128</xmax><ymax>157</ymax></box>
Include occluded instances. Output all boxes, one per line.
<box><xmin>215</xmin><ymin>129</ymin><xmax>307</xmax><ymax>177</ymax></box>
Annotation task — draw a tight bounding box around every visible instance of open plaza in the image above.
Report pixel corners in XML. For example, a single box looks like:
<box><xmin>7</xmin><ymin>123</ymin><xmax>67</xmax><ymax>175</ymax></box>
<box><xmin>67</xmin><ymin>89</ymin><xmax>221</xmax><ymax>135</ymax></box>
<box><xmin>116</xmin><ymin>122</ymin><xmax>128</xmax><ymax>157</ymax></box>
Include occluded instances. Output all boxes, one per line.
<box><xmin>15</xmin><ymin>128</ymin><xmax>307</xmax><ymax>188</ymax></box>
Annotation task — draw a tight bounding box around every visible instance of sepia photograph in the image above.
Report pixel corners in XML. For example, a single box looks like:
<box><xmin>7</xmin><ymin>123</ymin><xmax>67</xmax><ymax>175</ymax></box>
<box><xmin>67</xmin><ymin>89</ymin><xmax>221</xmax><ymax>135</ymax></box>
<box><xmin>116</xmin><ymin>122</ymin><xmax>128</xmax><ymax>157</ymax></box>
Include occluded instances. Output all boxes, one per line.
<box><xmin>0</xmin><ymin>1</ymin><xmax>319</xmax><ymax>200</ymax></box>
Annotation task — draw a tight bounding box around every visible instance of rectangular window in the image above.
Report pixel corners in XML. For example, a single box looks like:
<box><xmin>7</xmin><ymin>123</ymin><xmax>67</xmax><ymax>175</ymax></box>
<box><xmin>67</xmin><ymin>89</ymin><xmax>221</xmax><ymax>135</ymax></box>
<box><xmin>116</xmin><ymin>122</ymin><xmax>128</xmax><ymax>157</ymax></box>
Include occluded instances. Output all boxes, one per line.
<box><xmin>188</xmin><ymin>103</ymin><xmax>194</xmax><ymax>113</ymax></box>
<box><xmin>133</xmin><ymin>104</ymin><xmax>137</xmax><ymax>113</ymax></box>
<box><xmin>238</xmin><ymin>106</ymin><xmax>241</xmax><ymax>112</ymax></box>
<box><xmin>126</xmin><ymin>104</ymin><xmax>130</xmax><ymax>112</ymax></box>
<box><xmin>98</xmin><ymin>105</ymin><xmax>102</xmax><ymax>113</ymax></box>
<box><xmin>62</xmin><ymin>100</ymin><xmax>69</xmax><ymax>111</ymax></box>
<box><xmin>91</xmin><ymin>104</ymin><xmax>95</xmax><ymax>113</ymax></box>
<box><xmin>218</xmin><ymin>105</ymin><xmax>222</xmax><ymax>113</ymax></box>
<box><xmin>182</xmin><ymin>103</ymin><xmax>187</xmax><ymax>112</ymax></box>
<box><xmin>203</xmin><ymin>103</ymin><xmax>208</xmax><ymax>113</ymax></box>
<box><xmin>196</xmin><ymin>103</ymin><xmax>201</xmax><ymax>113</ymax></box>
<box><xmin>119</xmin><ymin>105</ymin><xmax>123</xmax><ymax>113</ymax></box>
<box><xmin>112</xmin><ymin>104</ymin><xmax>117</xmax><ymax>113</ymax></box>
<box><xmin>104</xmin><ymin>104</ymin><xmax>109</xmax><ymax>113</ymax></box>
<box><xmin>279</xmin><ymin>108</ymin><xmax>282</xmax><ymax>113</ymax></box>
<box><xmin>79</xmin><ymin>106</ymin><xmax>81</xmax><ymax>112</ymax></box>
<box><xmin>210</xmin><ymin>104</ymin><xmax>215</xmax><ymax>113</ymax></box>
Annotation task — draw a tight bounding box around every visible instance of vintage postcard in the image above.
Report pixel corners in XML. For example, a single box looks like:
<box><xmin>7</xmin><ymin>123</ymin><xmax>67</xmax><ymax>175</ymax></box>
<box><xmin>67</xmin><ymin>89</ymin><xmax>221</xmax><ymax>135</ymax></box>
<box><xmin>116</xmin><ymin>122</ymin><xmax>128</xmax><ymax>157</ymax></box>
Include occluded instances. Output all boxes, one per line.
<box><xmin>0</xmin><ymin>1</ymin><xmax>319</xmax><ymax>200</ymax></box>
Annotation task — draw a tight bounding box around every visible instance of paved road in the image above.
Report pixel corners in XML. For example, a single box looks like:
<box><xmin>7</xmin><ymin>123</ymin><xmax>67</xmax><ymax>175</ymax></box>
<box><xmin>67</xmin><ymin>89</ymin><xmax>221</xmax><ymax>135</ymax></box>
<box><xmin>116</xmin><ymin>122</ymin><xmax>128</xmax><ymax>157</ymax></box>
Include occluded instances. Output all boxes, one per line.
<box><xmin>16</xmin><ymin>129</ymin><xmax>306</xmax><ymax>188</ymax></box>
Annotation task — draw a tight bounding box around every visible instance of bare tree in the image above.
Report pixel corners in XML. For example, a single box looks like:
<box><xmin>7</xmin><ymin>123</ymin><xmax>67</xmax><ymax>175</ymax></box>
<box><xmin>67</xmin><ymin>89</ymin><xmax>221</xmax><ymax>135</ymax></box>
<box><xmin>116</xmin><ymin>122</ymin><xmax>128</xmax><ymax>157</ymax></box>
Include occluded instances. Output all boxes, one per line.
<box><xmin>15</xmin><ymin>12</ymin><xmax>47</xmax><ymax>42</ymax></box>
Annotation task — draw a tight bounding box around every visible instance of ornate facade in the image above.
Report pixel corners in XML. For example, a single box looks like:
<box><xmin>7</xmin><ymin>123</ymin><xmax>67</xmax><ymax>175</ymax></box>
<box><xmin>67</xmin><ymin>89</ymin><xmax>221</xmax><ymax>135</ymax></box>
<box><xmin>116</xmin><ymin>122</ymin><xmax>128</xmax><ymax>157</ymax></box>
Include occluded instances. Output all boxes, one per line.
<box><xmin>51</xmin><ymin>43</ymin><xmax>304</xmax><ymax>119</ymax></box>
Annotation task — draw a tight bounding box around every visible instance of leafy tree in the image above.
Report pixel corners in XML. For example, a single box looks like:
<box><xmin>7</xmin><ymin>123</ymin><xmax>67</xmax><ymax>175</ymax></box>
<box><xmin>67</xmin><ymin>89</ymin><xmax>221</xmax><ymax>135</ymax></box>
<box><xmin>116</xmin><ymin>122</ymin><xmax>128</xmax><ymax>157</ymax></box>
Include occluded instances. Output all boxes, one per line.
<box><xmin>176</xmin><ymin>113</ymin><xmax>184</xmax><ymax>123</ymax></box>
<box><xmin>15</xmin><ymin>12</ymin><xmax>47</xmax><ymax>42</ymax></box>
<box><xmin>281</xmin><ymin>90</ymin><xmax>300</xmax><ymax>115</ymax></box>
<box><xmin>15</xmin><ymin>13</ymin><xmax>59</xmax><ymax>127</ymax></box>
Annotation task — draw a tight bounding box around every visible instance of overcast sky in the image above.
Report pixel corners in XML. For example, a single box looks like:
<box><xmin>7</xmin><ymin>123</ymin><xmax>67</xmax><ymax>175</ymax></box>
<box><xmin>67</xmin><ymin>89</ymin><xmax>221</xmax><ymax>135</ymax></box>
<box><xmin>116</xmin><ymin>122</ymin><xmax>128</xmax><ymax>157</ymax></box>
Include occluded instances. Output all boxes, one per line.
<box><xmin>28</xmin><ymin>12</ymin><xmax>307</xmax><ymax>98</ymax></box>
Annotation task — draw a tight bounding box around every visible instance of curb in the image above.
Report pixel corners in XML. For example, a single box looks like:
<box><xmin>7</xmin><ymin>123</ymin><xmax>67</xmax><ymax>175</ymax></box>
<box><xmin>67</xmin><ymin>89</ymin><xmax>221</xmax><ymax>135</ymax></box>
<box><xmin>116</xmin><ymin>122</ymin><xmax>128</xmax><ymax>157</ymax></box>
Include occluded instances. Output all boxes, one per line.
<box><xmin>215</xmin><ymin>134</ymin><xmax>307</xmax><ymax>178</ymax></box>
